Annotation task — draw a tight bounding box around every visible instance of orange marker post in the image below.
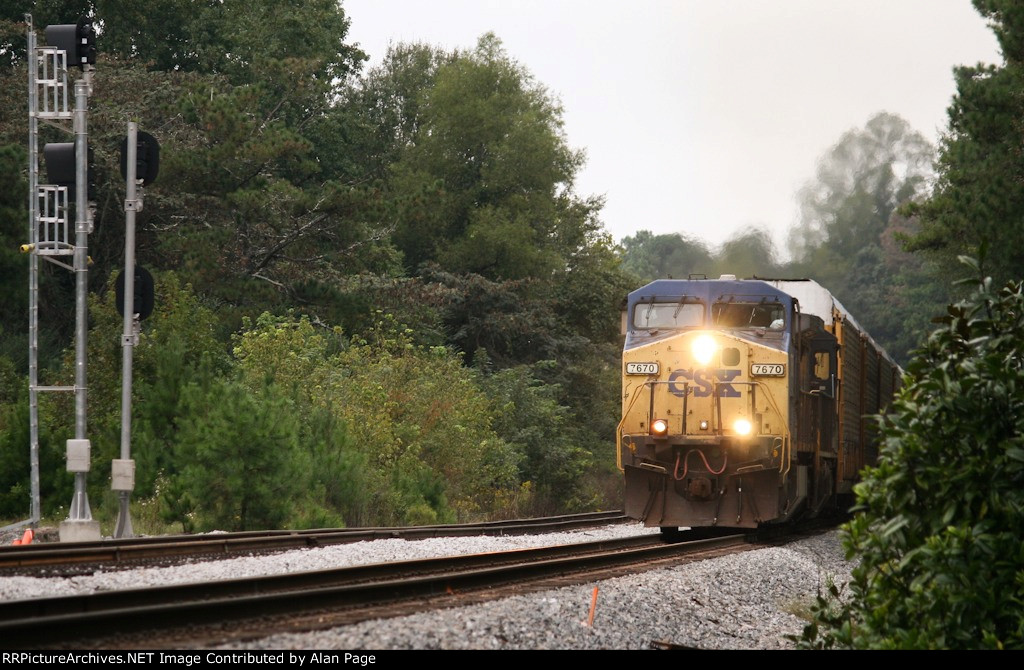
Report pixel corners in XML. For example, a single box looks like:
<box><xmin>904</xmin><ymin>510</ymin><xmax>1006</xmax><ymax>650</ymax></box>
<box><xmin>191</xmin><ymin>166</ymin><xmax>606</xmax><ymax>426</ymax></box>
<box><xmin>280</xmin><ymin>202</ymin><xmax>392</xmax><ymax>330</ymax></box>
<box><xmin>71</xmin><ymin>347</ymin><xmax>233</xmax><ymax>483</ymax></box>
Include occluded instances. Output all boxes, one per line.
<box><xmin>587</xmin><ymin>587</ymin><xmax>599</xmax><ymax>626</ymax></box>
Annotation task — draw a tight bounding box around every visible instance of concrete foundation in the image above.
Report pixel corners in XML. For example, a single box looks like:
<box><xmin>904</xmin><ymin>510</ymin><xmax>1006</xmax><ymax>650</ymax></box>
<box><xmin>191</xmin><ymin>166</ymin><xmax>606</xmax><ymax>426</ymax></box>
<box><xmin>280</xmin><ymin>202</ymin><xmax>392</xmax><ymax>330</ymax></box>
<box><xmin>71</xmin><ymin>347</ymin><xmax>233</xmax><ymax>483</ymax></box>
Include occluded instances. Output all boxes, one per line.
<box><xmin>59</xmin><ymin>519</ymin><xmax>101</xmax><ymax>542</ymax></box>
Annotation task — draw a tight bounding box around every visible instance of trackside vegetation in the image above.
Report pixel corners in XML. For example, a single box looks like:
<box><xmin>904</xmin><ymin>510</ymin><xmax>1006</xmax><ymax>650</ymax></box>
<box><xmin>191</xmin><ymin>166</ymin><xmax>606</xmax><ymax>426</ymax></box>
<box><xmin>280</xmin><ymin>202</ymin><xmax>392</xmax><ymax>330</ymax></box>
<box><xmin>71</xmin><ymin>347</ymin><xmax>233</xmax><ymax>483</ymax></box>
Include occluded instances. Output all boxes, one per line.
<box><xmin>797</xmin><ymin>259</ymin><xmax>1024</xmax><ymax>649</ymax></box>
<box><xmin>1</xmin><ymin>5</ymin><xmax>1022</xmax><ymax>624</ymax></box>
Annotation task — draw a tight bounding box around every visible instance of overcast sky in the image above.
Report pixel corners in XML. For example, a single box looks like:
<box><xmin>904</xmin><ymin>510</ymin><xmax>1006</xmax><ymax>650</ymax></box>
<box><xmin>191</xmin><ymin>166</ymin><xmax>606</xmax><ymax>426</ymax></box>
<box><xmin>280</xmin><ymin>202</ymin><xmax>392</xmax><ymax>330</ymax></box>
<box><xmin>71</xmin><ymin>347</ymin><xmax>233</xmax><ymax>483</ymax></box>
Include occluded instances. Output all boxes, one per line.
<box><xmin>343</xmin><ymin>0</ymin><xmax>1002</xmax><ymax>256</ymax></box>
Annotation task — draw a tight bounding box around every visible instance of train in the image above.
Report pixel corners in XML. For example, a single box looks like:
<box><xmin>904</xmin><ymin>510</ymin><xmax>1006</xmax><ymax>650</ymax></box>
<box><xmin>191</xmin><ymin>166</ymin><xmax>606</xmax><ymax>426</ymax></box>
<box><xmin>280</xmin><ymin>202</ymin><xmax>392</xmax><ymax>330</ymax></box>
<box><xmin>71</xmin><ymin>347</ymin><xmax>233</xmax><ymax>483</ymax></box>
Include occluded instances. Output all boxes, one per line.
<box><xmin>616</xmin><ymin>275</ymin><xmax>900</xmax><ymax>532</ymax></box>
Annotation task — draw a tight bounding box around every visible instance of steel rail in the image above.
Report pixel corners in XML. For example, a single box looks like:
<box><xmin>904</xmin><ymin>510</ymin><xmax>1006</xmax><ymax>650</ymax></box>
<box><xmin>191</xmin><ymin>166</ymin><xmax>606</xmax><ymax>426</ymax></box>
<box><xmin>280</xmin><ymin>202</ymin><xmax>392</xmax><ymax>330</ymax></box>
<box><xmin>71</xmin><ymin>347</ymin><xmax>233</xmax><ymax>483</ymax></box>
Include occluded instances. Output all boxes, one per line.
<box><xmin>0</xmin><ymin>511</ymin><xmax>629</xmax><ymax>573</ymax></box>
<box><xmin>0</xmin><ymin>532</ymin><xmax>749</xmax><ymax>648</ymax></box>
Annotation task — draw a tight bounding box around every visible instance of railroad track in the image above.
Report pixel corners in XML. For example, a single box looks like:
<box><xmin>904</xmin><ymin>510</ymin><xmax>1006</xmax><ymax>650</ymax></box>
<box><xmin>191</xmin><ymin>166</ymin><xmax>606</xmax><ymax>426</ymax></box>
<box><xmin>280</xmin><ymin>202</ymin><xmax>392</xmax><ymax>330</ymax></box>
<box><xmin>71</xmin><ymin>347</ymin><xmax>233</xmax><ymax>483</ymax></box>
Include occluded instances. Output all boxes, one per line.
<box><xmin>0</xmin><ymin>510</ymin><xmax>629</xmax><ymax>575</ymax></box>
<box><xmin>0</xmin><ymin>530</ymin><xmax>753</xmax><ymax>649</ymax></box>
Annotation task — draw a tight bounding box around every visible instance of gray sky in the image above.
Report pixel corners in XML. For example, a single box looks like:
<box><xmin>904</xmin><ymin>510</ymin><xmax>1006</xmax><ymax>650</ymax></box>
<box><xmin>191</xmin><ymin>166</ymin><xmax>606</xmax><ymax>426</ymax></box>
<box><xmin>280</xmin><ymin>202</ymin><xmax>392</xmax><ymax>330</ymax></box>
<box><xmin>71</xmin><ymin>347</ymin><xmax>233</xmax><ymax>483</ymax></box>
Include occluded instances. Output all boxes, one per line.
<box><xmin>343</xmin><ymin>0</ymin><xmax>1001</xmax><ymax>255</ymax></box>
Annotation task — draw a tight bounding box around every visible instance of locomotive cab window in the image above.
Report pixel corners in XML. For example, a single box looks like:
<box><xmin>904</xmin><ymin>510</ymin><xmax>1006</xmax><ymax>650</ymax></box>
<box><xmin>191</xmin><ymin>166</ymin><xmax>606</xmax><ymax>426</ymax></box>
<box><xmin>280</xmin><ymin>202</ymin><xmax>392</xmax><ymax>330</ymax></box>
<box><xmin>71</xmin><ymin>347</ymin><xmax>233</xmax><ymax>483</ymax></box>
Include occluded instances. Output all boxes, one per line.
<box><xmin>633</xmin><ymin>300</ymin><xmax>704</xmax><ymax>330</ymax></box>
<box><xmin>814</xmin><ymin>352</ymin><xmax>831</xmax><ymax>380</ymax></box>
<box><xmin>712</xmin><ymin>302</ymin><xmax>785</xmax><ymax>330</ymax></box>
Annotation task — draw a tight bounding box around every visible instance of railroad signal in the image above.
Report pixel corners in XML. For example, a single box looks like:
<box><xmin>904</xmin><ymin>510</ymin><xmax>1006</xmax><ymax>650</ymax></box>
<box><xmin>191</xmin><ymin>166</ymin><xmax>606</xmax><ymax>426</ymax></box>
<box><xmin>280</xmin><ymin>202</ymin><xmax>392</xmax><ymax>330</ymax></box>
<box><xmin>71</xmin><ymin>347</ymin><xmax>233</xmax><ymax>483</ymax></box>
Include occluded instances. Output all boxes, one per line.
<box><xmin>42</xmin><ymin>142</ymin><xmax>96</xmax><ymax>201</ymax></box>
<box><xmin>115</xmin><ymin>265</ymin><xmax>155</xmax><ymax>320</ymax></box>
<box><xmin>44</xmin><ymin>17</ymin><xmax>96</xmax><ymax>68</ymax></box>
<box><xmin>120</xmin><ymin>131</ymin><xmax>160</xmax><ymax>186</ymax></box>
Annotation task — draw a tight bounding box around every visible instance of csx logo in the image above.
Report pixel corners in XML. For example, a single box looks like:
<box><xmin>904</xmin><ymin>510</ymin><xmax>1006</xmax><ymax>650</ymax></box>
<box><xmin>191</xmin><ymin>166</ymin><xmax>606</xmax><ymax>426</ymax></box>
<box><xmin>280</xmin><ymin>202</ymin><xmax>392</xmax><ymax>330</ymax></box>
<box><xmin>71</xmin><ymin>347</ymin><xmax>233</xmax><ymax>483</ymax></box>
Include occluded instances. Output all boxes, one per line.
<box><xmin>668</xmin><ymin>369</ymin><xmax>742</xmax><ymax>398</ymax></box>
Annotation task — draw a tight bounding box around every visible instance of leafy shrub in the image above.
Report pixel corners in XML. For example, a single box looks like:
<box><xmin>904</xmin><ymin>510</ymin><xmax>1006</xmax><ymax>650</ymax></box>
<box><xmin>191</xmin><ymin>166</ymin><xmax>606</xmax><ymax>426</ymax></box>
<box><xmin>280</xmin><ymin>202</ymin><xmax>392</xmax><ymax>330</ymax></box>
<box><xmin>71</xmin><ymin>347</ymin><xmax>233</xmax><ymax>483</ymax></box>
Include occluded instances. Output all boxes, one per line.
<box><xmin>160</xmin><ymin>377</ymin><xmax>308</xmax><ymax>532</ymax></box>
<box><xmin>798</xmin><ymin>259</ymin><xmax>1024</xmax><ymax>649</ymax></box>
<box><xmin>478</xmin><ymin>363</ymin><xmax>592</xmax><ymax>514</ymax></box>
<box><xmin>232</xmin><ymin>312</ymin><xmax>522</xmax><ymax>526</ymax></box>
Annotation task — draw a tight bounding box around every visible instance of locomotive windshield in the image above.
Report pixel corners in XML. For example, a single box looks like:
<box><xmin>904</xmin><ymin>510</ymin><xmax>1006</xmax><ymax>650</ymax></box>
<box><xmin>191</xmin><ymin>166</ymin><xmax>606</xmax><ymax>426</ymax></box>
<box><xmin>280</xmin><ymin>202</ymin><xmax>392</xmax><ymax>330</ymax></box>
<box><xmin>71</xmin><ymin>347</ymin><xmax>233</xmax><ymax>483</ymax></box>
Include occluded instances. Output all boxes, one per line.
<box><xmin>633</xmin><ymin>300</ymin><xmax>704</xmax><ymax>329</ymax></box>
<box><xmin>712</xmin><ymin>301</ymin><xmax>785</xmax><ymax>330</ymax></box>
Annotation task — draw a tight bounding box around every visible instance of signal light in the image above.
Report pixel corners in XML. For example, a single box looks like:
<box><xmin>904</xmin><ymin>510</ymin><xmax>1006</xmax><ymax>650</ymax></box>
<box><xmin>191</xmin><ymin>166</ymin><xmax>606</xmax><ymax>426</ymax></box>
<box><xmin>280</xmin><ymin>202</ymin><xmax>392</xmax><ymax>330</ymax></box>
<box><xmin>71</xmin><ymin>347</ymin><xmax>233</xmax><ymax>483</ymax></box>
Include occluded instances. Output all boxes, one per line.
<box><xmin>43</xmin><ymin>142</ymin><xmax>96</xmax><ymax>202</ymax></box>
<box><xmin>120</xmin><ymin>131</ymin><xmax>160</xmax><ymax>186</ymax></box>
<box><xmin>45</xmin><ymin>18</ymin><xmax>96</xmax><ymax>68</ymax></box>
<box><xmin>115</xmin><ymin>266</ymin><xmax>155</xmax><ymax>321</ymax></box>
<box><xmin>43</xmin><ymin>143</ymin><xmax>75</xmax><ymax>185</ymax></box>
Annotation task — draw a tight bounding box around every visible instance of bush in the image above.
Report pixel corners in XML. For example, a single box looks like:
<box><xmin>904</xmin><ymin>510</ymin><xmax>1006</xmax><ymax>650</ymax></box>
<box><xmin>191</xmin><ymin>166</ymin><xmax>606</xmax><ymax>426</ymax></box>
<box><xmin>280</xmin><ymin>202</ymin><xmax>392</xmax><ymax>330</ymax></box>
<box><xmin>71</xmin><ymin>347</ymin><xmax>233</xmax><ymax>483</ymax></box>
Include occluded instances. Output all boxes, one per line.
<box><xmin>231</xmin><ymin>312</ymin><xmax>523</xmax><ymax>526</ymax></box>
<box><xmin>477</xmin><ymin>363</ymin><xmax>591</xmax><ymax>514</ymax></box>
<box><xmin>798</xmin><ymin>259</ymin><xmax>1024</xmax><ymax>649</ymax></box>
<box><xmin>161</xmin><ymin>377</ymin><xmax>309</xmax><ymax>532</ymax></box>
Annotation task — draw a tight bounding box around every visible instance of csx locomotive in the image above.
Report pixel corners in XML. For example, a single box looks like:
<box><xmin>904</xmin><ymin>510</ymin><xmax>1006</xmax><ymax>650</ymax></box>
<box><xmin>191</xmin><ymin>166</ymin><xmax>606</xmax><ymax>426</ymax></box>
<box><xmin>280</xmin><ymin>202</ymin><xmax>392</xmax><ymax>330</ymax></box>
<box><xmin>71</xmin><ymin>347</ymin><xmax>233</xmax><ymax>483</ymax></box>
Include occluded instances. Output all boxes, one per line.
<box><xmin>617</xmin><ymin>276</ymin><xmax>899</xmax><ymax>532</ymax></box>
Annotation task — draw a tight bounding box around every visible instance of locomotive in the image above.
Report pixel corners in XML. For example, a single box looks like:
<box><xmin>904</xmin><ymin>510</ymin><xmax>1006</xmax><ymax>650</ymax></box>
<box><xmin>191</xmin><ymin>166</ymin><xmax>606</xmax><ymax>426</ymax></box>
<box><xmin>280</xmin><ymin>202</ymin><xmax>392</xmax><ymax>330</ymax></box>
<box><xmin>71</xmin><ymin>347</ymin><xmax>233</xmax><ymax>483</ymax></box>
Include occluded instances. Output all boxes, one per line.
<box><xmin>617</xmin><ymin>275</ymin><xmax>900</xmax><ymax>532</ymax></box>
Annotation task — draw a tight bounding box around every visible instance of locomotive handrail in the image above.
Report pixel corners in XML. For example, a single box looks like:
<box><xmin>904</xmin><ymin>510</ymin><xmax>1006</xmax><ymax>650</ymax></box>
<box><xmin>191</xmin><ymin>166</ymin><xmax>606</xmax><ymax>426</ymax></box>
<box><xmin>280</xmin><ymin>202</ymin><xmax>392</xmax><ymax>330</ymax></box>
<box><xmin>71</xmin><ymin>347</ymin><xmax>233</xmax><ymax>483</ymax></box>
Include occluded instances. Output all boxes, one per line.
<box><xmin>616</xmin><ymin>380</ymin><xmax>688</xmax><ymax>471</ymax></box>
<box><xmin>615</xmin><ymin>383</ymin><xmax>647</xmax><ymax>471</ymax></box>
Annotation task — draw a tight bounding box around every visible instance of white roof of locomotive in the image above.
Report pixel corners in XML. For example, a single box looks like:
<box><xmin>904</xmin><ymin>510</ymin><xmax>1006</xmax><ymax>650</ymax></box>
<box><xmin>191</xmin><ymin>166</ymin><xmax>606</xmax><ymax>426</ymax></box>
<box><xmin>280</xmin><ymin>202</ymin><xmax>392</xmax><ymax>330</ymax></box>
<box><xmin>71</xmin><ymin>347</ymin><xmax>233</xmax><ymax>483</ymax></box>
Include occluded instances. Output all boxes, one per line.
<box><xmin>762</xmin><ymin>279</ymin><xmax>864</xmax><ymax>330</ymax></box>
<box><xmin>762</xmin><ymin>278</ymin><xmax>901</xmax><ymax>368</ymax></box>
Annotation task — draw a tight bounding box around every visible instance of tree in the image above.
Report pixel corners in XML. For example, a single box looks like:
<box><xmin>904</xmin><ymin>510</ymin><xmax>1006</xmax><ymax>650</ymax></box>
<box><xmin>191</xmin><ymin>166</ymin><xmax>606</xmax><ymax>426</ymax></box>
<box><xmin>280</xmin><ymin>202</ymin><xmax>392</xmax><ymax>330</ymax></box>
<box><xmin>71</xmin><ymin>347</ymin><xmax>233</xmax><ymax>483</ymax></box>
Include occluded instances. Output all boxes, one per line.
<box><xmin>342</xmin><ymin>36</ymin><xmax>632</xmax><ymax>514</ymax></box>
<box><xmin>0</xmin><ymin>8</ymin><xmax>637</xmax><ymax>525</ymax></box>
<box><xmin>96</xmin><ymin>0</ymin><xmax>364</xmax><ymax>89</ymax></box>
<box><xmin>618</xmin><ymin>230</ymin><xmax>714</xmax><ymax>282</ymax></box>
<box><xmin>0</xmin><ymin>3</ymin><xmax>382</xmax><ymax>351</ymax></box>
<box><xmin>164</xmin><ymin>376</ymin><xmax>309</xmax><ymax>532</ymax></box>
<box><xmin>799</xmin><ymin>261</ymin><xmax>1024</xmax><ymax>649</ymax></box>
<box><xmin>712</xmin><ymin>227</ymin><xmax>780</xmax><ymax>279</ymax></box>
<box><xmin>0</xmin><ymin>144</ymin><xmax>27</xmax><ymax>364</ymax></box>
<box><xmin>478</xmin><ymin>365</ymin><xmax>591</xmax><ymax>514</ymax></box>
<box><xmin>789</xmin><ymin>112</ymin><xmax>933</xmax><ymax>262</ymax></box>
<box><xmin>907</xmin><ymin>0</ymin><xmax>1024</xmax><ymax>287</ymax></box>
<box><xmin>358</xmin><ymin>34</ymin><xmax>586</xmax><ymax>279</ymax></box>
<box><xmin>786</xmin><ymin>112</ymin><xmax>936</xmax><ymax>362</ymax></box>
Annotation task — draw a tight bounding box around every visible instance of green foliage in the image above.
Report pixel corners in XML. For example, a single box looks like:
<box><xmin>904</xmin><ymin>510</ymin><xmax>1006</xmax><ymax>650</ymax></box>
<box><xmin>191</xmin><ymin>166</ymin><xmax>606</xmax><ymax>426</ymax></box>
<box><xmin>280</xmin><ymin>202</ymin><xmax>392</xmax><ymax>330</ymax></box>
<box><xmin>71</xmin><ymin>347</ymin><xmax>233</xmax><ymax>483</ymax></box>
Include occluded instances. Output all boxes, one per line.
<box><xmin>478</xmin><ymin>364</ymin><xmax>589</xmax><ymax>513</ymax></box>
<box><xmin>619</xmin><ymin>230</ymin><xmax>711</xmax><ymax>282</ymax></box>
<box><xmin>96</xmin><ymin>0</ymin><xmax>365</xmax><ymax>88</ymax></box>
<box><xmin>327</xmin><ymin>314</ymin><xmax>521</xmax><ymax>524</ymax></box>
<box><xmin>0</xmin><ymin>144</ymin><xmax>27</xmax><ymax>365</ymax></box>
<box><xmin>908</xmin><ymin>0</ymin><xmax>1024</xmax><ymax>296</ymax></box>
<box><xmin>360</xmin><ymin>34</ymin><xmax>587</xmax><ymax>281</ymax></box>
<box><xmin>619</xmin><ymin>227</ymin><xmax>783</xmax><ymax>283</ymax></box>
<box><xmin>162</xmin><ymin>377</ymin><xmax>308</xmax><ymax>532</ymax></box>
<box><xmin>0</xmin><ymin>372</ymin><xmax>73</xmax><ymax>520</ymax></box>
<box><xmin>789</xmin><ymin>112</ymin><xmax>934</xmax><ymax>262</ymax></box>
<box><xmin>786</xmin><ymin>112</ymin><xmax>937</xmax><ymax>364</ymax></box>
<box><xmin>0</xmin><ymin>4</ymin><xmax>631</xmax><ymax>527</ymax></box>
<box><xmin>713</xmin><ymin>227</ymin><xmax>781</xmax><ymax>279</ymax></box>
<box><xmin>798</xmin><ymin>261</ymin><xmax>1024</xmax><ymax>649</ymax></box>
<box><xmin>83</xmin><ymin>273</ymin><xmax>226</xmax><ymax>499</ymax></box>
<box><xmin>230</xmin><ymin>312</ymin><xmax>523</xmax><ymax>526</ymax></box>
<box><xmin>0</xmin><ymin>376</ymin><xmax>31</xmax><ymax>518</ymax></box>
<box><xmin>232</xmin><ymin>311</ymin><xmax>339</xmax><ymax>395</ymax></box>
<box><xmin>151</xmin><ymin>63</ymin><xmax>399</xmax><ymax>323</ymax></box>
<box><xmin>0</xmin><ymin>271</ymin><xmax>229</xmax><ymax>523</ymax></box>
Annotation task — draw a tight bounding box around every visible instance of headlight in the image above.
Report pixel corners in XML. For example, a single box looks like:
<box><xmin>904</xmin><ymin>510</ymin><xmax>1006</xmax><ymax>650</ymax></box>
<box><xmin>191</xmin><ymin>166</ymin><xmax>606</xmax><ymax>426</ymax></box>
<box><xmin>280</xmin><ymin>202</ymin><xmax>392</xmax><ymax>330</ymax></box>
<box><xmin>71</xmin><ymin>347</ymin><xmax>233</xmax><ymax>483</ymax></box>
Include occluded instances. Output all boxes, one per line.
<box><xmin>733</xmin><ymin>418</ymin><xmax>752</xmax><ymax>436</ymax></box>
<box><xmin>692</xmin><ymin>334</ymin><xmax>717</xmax><ymax>365</ymax></box>
<box><xmin>651</xmin><ymin>419</ymin><xmax>669</xmax><ymax>437</ymax></box>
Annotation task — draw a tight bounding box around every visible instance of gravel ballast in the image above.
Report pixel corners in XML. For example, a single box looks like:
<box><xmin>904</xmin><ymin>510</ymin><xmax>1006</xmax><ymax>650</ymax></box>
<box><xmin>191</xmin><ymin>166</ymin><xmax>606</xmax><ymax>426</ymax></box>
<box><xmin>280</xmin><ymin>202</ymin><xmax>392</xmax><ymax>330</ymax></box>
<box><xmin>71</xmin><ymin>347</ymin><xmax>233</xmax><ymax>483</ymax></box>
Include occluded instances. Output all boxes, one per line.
<box><xmin>0</xmin><ymin>524</ymin><xmax>853</xmax><ymax>650</ymax></box>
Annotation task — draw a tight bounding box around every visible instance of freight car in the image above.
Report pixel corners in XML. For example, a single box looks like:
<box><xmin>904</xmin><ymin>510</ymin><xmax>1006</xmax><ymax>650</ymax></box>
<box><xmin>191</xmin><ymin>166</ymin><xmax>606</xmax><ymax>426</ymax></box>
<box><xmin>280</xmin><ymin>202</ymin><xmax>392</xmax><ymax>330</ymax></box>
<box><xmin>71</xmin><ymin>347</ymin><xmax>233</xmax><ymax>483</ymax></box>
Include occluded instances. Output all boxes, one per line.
<box><xmin>616</xmin><ymin>276</ymin><xmax>900</xmax><ymax>531</ymax></box>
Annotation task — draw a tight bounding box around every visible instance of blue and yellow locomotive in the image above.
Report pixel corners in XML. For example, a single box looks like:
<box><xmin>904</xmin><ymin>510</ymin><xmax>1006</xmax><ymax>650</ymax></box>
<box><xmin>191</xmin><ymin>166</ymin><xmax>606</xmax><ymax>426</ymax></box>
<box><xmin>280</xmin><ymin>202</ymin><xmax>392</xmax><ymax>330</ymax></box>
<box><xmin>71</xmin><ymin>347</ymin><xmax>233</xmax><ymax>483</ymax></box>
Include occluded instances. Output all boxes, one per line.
<box><xmin>617</xmin><ymin>276</ymin><xmax>899</xmax><ymax>531</ymax></box>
